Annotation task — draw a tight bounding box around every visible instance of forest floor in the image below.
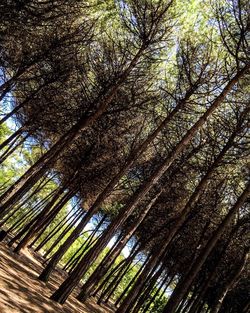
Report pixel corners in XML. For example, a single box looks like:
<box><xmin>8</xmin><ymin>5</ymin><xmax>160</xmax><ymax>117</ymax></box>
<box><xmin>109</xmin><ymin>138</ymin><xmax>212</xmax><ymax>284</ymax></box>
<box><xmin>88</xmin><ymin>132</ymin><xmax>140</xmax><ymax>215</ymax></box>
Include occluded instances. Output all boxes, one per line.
<box><xmin>0</xmin><ymin>242</ymin><xmax>115</xmax><ymax>313</ymax></box>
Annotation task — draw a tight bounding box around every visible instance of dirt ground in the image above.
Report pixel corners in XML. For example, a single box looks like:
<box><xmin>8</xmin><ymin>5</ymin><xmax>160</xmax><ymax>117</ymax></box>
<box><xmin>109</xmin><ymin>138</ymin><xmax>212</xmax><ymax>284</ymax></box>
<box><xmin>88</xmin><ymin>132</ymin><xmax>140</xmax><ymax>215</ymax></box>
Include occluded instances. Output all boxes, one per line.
<box><xmin>0</xmin><ymin>242</ymin><xmax>114</xmax><ymax>313</ymax></box>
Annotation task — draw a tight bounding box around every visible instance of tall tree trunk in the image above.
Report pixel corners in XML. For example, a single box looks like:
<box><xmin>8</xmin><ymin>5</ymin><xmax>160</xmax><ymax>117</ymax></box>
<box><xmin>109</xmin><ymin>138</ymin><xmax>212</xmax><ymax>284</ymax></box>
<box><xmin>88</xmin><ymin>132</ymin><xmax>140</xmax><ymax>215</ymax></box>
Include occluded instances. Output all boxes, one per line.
<box><xmin>162</xmin><ymin>183</ymin><xmax>250</xmax><ymax>313</ymax></box>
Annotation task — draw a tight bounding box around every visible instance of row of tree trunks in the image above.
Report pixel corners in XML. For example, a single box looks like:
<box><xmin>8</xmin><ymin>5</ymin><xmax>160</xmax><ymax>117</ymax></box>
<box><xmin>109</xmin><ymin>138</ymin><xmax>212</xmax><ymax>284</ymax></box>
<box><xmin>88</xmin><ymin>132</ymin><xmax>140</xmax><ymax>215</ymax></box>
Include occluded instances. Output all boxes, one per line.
<box><xmin>48</xmin><ymin>65</ymin><xmax>248</xmax><ymax>304</ymax></box>
<box><xmin>188</xmin><ymin>216</ymin><xmax>249</xmax><ymax>313</ymax></box>
<box><xmin>37</xmin><ymin>88</ymin><xmax>193</xmax><ymax>283</ymax></box>
<box><xmin>108</xmin><ymin>106</ymin><xmax>245</xmax><ymax>312</ymax></box>
<box><xmin>6</xmin><ymin>172</ymin><xmax>77</xmax><ymax>249</ymax></box>
<box><xmin>93</xmin><ymin>242</ymin><xmax>141</xmax><ymax>300</ymax></box>
<box><xmin>77</xmin><ymin>189</ymin><xmax>162</xmax><ymax>301</ymax></box>
<box><xmin>33</xmin><ymin>203</ymin><xmax>82</xmax><ymax>252</ymax></box>
<box><xmin>0</xmin><ymin>38</ymin><xmax>154</xmax><ymax>217</ymax></box>
<box><xmin>162</xmin><ymin>183</ymin><xmax>250</xmax><ymax>313</ymax></box>
<box><xmin>210</xmin><ymin>249</ymin><xmax>249</xmax><ymax>313</ymax></box>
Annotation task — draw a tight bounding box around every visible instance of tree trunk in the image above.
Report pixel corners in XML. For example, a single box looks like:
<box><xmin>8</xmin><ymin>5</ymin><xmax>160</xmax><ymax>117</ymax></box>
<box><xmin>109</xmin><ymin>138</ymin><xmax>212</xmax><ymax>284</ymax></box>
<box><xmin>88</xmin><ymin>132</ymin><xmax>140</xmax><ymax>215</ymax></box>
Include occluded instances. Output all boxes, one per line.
<box><xmin>116</xmin><ymin>244</ymin><xmax>170</xmax><ymax>313</ymax></box>
<box><xmin>0</xmin><ymin>134</ymin><xmax>28</xmax><ymax>164</ymax></box>
<box><xmin>92</xmin><ymin>242</ymin><xmax>141</xmax><ymax>298</ymax></box>
<box><xmin>141</xmin><ymin>274</ymin><xmax>175</xmax><ymax>313</ymax></box>
<box><xmin>131</xmin><ymin>261</ymin><xmax>167</xmax><ymax>313</ymax></box>
<box><xmin>0</xmin><ymin>174</ymin><xmax>52</xmax><ymax>229</ymax></box>
<box><xmin>33</xmin><ymin>206</ymin><xmax>82</xmax><ymax>252</ymax></box>
<box><xmin>0</xmin><ymin>126</ymin><xmax>25</xmax><ymax>151</ymax></box>
<box><xmin>0</xmin><ymin>76</ymin><xmax>60</xmax><ymax>126</ymax></box>
<box><xmin>101</xmin><ymin>259</ymin><xmax>135</xmax><ymax>303</ymax></box>
<box><xmin>114</xmin><ymin>254</ymin><xmax>151</xmax><ymax>307</ymax></box>
<box><xmin>100</xmin><ymin>243</ymin><xmax>141</xmax><ymax>302</ymax></box>
<box><xmin>0</xmin><ymin>186</ymin><xmax>56</xmax><ymax>241</ymax></box>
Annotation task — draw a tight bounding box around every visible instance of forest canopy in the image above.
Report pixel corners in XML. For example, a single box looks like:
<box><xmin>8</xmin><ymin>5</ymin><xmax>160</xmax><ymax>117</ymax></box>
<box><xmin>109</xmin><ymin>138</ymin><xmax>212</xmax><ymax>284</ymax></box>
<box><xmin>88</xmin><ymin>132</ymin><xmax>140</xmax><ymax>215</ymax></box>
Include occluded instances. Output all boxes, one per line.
<box><xmin>0</xmin><ymin>0</ymin><xmax>249</xmax><ymax>313</ymax></box>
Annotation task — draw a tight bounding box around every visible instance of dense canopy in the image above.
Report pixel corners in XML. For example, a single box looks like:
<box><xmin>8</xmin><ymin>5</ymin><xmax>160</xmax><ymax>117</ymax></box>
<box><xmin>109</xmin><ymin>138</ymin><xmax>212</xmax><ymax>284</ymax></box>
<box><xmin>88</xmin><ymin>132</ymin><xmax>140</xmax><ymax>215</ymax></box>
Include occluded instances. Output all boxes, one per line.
<box><xmin>0</xmin><ymin>1</ymin><xmax>249</xmax><ymax>313</ymax></box>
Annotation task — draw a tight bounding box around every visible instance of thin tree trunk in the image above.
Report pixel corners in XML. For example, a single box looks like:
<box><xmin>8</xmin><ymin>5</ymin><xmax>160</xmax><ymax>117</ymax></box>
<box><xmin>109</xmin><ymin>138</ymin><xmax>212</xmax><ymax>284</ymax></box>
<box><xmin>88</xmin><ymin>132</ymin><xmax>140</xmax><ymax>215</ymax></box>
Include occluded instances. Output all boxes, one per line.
<box><xmin>0</xmin><ymin>126</ymin><xmax>25</xmax><ymax>151</ymax></box>
<box><xmin>115</xmin><ymin>254</ymin><xmax>151</xmax><ymax>307</ymax></box>
<box><xmin>92</xmin><ymin>244</ymin><xmax>140</xmax><ymax>298</ymax></box>
<box><xmin>98</xmin><ymin>243</ymin><xmax>141</xmax><ymax>301</ymax></box>
<box><xmin>0</xmin><ymin>174</ymin><xmax>53</xmax><ymax>228</ymax></box>
<box><xmin>141</xmin><ymin>274</ymin><xmax>175</xmax><ymax>313</ymax></box>
<box><xmin>7</xmin><ymin>207</ymin><xmax>37</xmax><ymax>234</ymax></box>
<box><xmin>59</xmin><ymin>215</ymin><xmax>107</xmax><ymax>269</ymax></box>
<box><xmin>0</xmin><ymin>134</ymin><xmax>28</xmax><ymax>164</ymax></box>
<box><xmin>14</xmin><ymin>189</ymin><xmax>75</xmax><ymax>253</ymax></box>
<box><xmin>6</xmin><ymin>182</ymin><xmax>69</xmax><ymax>246</ymax></box>
<box><xmin>0</xmin><ymin>186</ymin><xmax>56</xmax><ymax>241</ymax></box>
<box><xmin>0</xmin><ymin>77</ymin><xmax>59</xmax><ymax>126</ymax></box>
<box><xmin>62</xmin><ymin>229</ymin><xmax>96</xmax><ymax>272</ymax></box>
<box><xmin>33</xmin><ymin>205</ymin><xmax>82</xmax><ymax>252</ymax></box>
<box><xmin>131</xmin><ymin>262</ymin><xmax>167</xmax><ymax>313</ymax></box>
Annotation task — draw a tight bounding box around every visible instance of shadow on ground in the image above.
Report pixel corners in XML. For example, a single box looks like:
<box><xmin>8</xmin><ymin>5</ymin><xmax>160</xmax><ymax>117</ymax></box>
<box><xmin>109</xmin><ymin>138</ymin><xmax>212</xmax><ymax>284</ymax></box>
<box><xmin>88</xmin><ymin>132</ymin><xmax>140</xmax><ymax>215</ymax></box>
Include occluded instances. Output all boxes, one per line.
<box><xmin>0</xmin><ymin>242</ymin><xmax>114</xmax><ymax>313</ymax></box>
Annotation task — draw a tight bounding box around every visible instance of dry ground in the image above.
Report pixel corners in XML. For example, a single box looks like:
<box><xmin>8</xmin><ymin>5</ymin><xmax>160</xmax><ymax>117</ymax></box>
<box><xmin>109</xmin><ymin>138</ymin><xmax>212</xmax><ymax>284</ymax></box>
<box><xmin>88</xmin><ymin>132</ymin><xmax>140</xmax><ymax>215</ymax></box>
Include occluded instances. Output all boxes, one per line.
<box><xmin>0</xmin><ymin>242</ymin><xmax>114</xmax><ymax>313</ymax></box>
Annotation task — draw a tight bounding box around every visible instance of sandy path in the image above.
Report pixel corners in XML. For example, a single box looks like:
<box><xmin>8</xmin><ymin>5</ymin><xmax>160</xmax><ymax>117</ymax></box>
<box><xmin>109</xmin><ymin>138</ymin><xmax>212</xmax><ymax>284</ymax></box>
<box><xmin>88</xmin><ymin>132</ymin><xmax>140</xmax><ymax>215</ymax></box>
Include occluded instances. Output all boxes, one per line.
<box><xmin>0</xmin><ymin>242</ymin><xmax>114</xmax><ymax>313</ymax></box>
